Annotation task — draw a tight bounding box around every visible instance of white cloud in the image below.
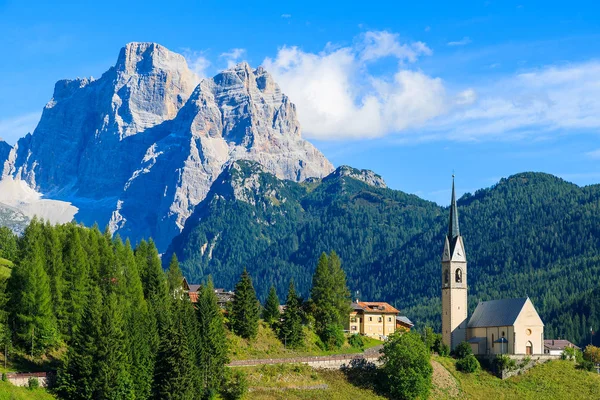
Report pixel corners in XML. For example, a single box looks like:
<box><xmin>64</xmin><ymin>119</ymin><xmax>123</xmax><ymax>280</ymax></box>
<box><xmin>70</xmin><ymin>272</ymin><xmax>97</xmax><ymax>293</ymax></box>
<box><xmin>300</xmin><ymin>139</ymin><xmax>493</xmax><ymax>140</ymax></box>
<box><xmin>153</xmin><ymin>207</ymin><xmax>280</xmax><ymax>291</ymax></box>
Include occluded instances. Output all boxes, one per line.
<box><xmin>359</xmin><ymin>31</ymin><xmax>432</xmax><ymax>62</ymax></box>
<box><xmin>0</xmin><ymin>112</ymin><xmax>41</xmax><ymax>145</ymax></box>
<box><xmin>448</xmin><ymin>37</ymin><xmax>472</xmax><ymax>46</ymax></box>
<box><xmin>585</xmin><ymin>149</ymin><xmax>600</xmax><ymax>159</ymax></box>
<box><xmin>220</xmin><ymin>48</ymin><xmax>247</xmax><ymax>68</ymax></box>
<box><xmin>181</xmin><ymin>48</ymin><xmax>211</xmax><ymax>79</ymax></box>
<box><xmin>263</xmin><ymin>31</ymin><xmax>453</xmax><ymax>140</ymax></box>
<box><xmin>431</xmin><ymin>61</ymin><xmax>600</xmax><ymax>141</ymax></box>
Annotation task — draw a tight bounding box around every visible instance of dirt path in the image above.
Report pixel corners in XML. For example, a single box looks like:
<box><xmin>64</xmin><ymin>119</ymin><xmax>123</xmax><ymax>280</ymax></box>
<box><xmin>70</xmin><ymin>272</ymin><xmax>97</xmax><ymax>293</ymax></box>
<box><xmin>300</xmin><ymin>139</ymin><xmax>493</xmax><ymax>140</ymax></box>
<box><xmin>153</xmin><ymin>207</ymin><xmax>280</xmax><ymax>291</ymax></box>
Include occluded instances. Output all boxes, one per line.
<box><xmin>430</xmin><ymin>359</ymin><xmax>461</xmax><ymax>399</ymax></box>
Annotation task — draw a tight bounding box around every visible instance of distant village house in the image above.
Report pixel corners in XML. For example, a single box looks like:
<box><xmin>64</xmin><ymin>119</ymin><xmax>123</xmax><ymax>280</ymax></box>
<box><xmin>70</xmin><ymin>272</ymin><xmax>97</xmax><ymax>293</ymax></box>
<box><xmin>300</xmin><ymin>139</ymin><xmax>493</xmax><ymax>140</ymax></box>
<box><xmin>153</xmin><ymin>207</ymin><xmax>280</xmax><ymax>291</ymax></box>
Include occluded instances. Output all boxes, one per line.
<box><xmin>183</xmin><ymin>278</ymin><xmax>234</xmax><ymax>308</ymax></box>
<box><xmin>349</xmin><ymin>301</ymin><xmax>412</xmax><ymax>339</ymax></box>
<box><xmin>544</xmin><ymin>339</ymin><xmax>580</xmax><ymax>356</ymax></box>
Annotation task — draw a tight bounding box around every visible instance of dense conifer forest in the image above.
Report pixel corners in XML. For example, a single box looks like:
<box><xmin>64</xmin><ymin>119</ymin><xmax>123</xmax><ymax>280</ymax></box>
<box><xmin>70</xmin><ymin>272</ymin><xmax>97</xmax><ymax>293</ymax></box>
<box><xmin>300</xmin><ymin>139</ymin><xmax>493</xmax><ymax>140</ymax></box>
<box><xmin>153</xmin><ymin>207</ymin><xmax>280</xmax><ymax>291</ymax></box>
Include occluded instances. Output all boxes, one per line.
<box><xmin>0</xmin><ymin>221</ymin><xmax>229</xmax><ymax>399</ymax></box>
<box><xmin>166</xmin><ymin>164</ymin><xmax>600</xmax><ymax>347</ymax></box>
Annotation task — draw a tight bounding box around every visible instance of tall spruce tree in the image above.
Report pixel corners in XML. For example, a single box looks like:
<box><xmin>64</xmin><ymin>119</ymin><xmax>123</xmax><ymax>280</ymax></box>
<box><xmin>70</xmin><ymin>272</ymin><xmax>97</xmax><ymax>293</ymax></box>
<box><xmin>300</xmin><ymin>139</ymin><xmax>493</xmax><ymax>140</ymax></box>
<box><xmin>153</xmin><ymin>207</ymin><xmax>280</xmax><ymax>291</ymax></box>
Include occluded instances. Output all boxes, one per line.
<box><xmin>153</xmin><ymin>297</ymin><xmax>198</xmax><ymax>400</ymax></box>
<box><xmin>55</xmin><ymin>285</ymin><xmax>103</xmax><ymax>399</ymax></box>
<box><xmin>262</xmin><ymin>285</ymin><xmax>280</xmax><ymax>326</ymax></box>
<box><xmin>196</xmin><ymin>277</ymin><xmax>229</xmax><ymax>393</ymax></box>
<box><xmin>230</xmin><ymin>268</ymin><xmax>260</xmax><ymax>340</ymax></box>
<box><xmin>95</xmin><ymin>292</ymin><xmax>135</xmax><ymax>399</ymax></box>
<box><xmin>41</xmin><ymin>221</ymin><xmax>64</xmax><ymax>328</ymax></box>
<box><xmin>279</xmin><ymin>280</ymin><xmax>304</xmax><ymax>349</ymax></box>
<box><xmin>310</xmin><ymin>251</ymin><xmax>351</xmax><ymax>346</ymax></box>
<box><xmin>122</xmin><ymin>239</ymin><xmax>155</xmax><ymax>400</ymax></box>
<box><xmin>61</xmin><ymin>226</ymin><xmax>90</xmax><ymax>340</ymax></box>
<box><xmin>167</xmin><ymin>254</ymin><xmax>184</xmax><ymax>297</ymax></box>
<box><xmin>8</xmin><ymin>219</ymin><xmax>58</xmax><ymax>353</ymax></box>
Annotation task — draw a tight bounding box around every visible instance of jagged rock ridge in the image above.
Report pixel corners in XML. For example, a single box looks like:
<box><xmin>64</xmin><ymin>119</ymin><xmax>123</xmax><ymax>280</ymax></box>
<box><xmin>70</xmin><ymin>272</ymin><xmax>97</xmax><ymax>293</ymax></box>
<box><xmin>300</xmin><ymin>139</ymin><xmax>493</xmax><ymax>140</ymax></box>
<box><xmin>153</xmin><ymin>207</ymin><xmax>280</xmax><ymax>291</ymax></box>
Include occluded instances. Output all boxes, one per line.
<box><xmin>1</xmin><ymin>43</ymin><xmax>333</xmax><ymax>249</ymax></box>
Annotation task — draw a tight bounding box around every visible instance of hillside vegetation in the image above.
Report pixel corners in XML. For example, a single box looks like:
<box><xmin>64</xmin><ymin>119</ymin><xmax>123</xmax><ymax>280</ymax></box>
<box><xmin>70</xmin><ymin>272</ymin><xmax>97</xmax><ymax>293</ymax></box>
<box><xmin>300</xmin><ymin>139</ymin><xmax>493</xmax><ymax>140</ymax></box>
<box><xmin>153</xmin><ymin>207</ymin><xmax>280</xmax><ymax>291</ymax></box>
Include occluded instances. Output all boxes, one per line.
<box><xmin>168</xmin><ymin>165</ymin><xmax>600</xmax><ymax>346</ymax></box>
<box><xmin>433</xmin><ymin>357</ymin><xmax>600</xmax><ymax>399</ymax></box>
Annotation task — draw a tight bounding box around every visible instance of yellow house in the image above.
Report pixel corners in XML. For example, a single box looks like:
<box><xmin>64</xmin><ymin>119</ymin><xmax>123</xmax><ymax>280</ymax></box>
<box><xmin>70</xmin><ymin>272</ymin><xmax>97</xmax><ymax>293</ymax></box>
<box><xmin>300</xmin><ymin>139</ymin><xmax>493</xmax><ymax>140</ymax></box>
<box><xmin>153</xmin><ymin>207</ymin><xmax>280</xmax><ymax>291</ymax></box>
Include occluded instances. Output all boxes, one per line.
<box><xmin>349</xmin><ymin>302</ymin><xmax>399</xmax><ymax>339</ymax></box>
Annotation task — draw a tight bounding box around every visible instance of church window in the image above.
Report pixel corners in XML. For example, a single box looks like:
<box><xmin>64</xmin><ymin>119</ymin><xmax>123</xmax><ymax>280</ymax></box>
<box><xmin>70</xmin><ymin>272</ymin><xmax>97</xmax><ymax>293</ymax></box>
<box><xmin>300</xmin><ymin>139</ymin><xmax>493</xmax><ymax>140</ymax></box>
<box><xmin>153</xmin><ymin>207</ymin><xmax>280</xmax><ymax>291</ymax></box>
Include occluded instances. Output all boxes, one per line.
<box><xmin>502</xmin><ymin>331</ymin><xmax>505</xmax><ymax>337</ymax></box>
<box><xmin>455</xmin><ymin>268</ymin><xmax>462</xmax><ymax>283</ymax></box>
<box><xmin>492</xmin><ymin>334</ymin><xmax>495</xmax><ymax>348</ymax></box>
<box><xmin>444</xmin><ymin>269</ymin><xmax>449</xmax><ymax>284</ymax></box>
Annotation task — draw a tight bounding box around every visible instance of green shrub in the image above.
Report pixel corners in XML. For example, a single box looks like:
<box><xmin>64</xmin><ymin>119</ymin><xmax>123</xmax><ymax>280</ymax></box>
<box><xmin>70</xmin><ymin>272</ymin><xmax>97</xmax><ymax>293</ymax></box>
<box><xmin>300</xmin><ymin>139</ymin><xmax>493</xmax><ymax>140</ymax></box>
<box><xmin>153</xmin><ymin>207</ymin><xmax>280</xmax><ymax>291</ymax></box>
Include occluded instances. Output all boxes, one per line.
<box><xmin>562</xmin><ymin>347</ymin><xmax>575</xmax><ymax>360</ymax></box>
<box><xmin>380</xmin><ymin>331</ymin><xmax>432</xmax><ymax>400</ymax></box>
<box><xmin>28</xmin><ymin>377</ymin><xmax>40</xmax><ymax>390</ymax></box>
<box><xmin>453</xmin><ymin>341</ymin><xmax>473</xmax><ymax>359</ymax></box>
<box><xmin>221</xmin><ymin>369</ymin><xmax>248</xmax><ymax>400</ymax></box>
<box><xmin>437</xmin><ymin>342</ymin><xmax>451</xmax><ymax>357</ymax></box>
<box><xmin>320</xmin><ymin>324</ymin><xmax>346</xmax><ymax>350</ymax></box>
<box><xmin>494</xmin><ymin>355</ymin><xmax>516</xmax><ymax>372</ymax></box>
<box><xmin>348</xmin><ymin>334</ymin><xmax>365</xmax><ymax>350</ymax></box>
<box><xmin>456</xmin><ymin>354</ymin><xmax>480</xmax><ymax>373</ymax></box>
<box><xmin>1</xmin><ymin>372</ymin><xmax>6</xmax><ymax>382</ymax></box>
<box><xmin>577</xmin><ymin>360</ymin><xmax>595</xmax><ymax>372</ymax></box>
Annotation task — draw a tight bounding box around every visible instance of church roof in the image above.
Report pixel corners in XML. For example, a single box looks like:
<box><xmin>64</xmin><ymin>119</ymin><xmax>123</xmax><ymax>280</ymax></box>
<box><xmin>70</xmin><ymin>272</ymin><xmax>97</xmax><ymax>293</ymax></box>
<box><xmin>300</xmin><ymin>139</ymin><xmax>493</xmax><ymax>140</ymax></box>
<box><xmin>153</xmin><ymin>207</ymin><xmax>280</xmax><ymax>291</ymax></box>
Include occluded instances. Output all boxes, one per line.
<box><xmin>448</xmin><ymin>176</ymin><xmax>460</xmax><ymax>241</ymax></box>
<box><xmin>467</xmin><ymin>297</ymin><xmax>529</xmax><ymax>328</ymax></box>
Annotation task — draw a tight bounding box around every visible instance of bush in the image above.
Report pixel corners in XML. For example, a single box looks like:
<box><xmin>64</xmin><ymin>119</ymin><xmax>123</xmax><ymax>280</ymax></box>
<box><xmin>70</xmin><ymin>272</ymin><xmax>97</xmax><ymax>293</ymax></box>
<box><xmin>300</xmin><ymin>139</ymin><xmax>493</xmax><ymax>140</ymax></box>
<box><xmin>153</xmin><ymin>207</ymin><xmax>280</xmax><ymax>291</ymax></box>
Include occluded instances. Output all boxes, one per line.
<box><xmin>452</xmin><ymin>341</ymin><xmax>473</xmax><ymax>359</ymax></box>
<box><xmin>456</xmin><ymin>354</ymin><xmax>480</xmax><ymax>373</ymax></box>
<box><xmin>577</xmin><ymin>360</ymin><xmax>595</xmax><ymax>372</ymax></box>
<box><xmin>494</xmin><ymin>355</ymin><xmax>516</xmax><ymax>372</ymax></box>
<box><xmin>320</xmin><ymin>324</ymin><xmax>346</xmax><ymax>350</ymax></box>
<box><xmin>348</xmin><ymin>334</ymin><xmax>365</xmax><ymax>350</ymax></box>
<box><xmin>437</xmin><ymin>342</ymin><xmax>451</xmax><ymax>357</ymax></box>
<box><xmin>584</xmin><ymin>345</ymin><xmax>600</xmax><ymax>364</ymax></box>
<box><xmin>341</xmin><ymin>357</ymin><xmax>380</xmax><ymax>391</ymax></box>
<box><xmin>380</xmin><ymin>331</ymin><xmax>432</xmax><ymax>400</ymax></box>
<box><xmin>221</xmin><ymin>369</ymin><xmax>248</xmax><ymax>400</ymax></box>
<box><xmin>28</xmin><ymin>377</ymin><xmax>40</xmax><ymax>390</ymax></box>
<box><xmin>562</xmin><ymin>347</ymin><xmax>575</xmax><ymax>360</ymax></box>
<box><xmin>1</xmin><ymin>372</ymin><xmax>6</xmax><ymax>382</ymax></box>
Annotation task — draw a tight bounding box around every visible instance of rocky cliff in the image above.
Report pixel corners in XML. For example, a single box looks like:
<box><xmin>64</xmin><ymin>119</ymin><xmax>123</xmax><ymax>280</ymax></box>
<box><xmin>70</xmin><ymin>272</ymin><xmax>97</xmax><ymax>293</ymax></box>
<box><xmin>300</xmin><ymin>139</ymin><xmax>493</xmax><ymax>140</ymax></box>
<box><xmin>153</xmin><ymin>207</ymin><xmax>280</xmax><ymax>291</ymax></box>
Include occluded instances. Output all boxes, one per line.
<box><xmin>1</xmin><ymin>43</ymin><xmax>333</xmax><ymax>249</ymax></box>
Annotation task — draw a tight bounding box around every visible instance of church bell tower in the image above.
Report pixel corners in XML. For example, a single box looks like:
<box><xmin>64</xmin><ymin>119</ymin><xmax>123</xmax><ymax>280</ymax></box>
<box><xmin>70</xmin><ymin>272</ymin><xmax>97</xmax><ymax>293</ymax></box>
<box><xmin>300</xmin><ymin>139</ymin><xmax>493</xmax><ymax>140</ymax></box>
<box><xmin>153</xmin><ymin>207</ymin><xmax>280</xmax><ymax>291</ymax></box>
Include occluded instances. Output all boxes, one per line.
<box><xmin>441</xmin><ymin>176</ymin><xmax>468</xmax><ymax>350</ymax></box>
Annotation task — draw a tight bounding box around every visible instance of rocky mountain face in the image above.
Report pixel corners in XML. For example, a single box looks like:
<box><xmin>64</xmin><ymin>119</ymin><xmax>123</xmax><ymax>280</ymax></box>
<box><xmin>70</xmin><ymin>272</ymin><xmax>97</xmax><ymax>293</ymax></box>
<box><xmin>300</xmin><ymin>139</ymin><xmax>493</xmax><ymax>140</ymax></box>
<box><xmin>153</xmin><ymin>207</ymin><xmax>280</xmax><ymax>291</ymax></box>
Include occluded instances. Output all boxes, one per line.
<box><xmin>0</xmin><ymin>140</ymin><xmax>10</xmax><ymax>170</ymax></box>
<box><xmin>1</xmin><ymin>43</ymin><xmax>333</xmax><ymax>249</ymax></box>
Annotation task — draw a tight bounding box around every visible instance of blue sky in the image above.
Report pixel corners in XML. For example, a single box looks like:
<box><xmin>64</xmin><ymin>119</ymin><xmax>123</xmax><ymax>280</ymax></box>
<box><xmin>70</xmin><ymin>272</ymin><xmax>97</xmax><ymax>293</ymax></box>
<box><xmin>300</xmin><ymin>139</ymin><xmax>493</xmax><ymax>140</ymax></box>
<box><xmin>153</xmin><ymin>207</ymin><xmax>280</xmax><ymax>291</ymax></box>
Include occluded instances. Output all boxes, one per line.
<box><xmin>1</xmin><ymin>0</ymin><xmax>599</xmax><ymax>204</ymax></box>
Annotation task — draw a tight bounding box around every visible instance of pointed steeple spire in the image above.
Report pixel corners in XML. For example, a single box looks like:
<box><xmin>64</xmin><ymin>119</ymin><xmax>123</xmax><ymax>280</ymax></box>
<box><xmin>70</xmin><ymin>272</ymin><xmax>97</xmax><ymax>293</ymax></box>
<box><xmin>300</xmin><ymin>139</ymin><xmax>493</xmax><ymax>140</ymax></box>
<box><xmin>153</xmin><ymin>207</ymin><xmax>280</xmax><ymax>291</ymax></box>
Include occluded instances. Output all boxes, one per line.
<box><xmin>448</xmin><ymin>175</ymin><xmax>460</xmax><ymax>240</ymax></box>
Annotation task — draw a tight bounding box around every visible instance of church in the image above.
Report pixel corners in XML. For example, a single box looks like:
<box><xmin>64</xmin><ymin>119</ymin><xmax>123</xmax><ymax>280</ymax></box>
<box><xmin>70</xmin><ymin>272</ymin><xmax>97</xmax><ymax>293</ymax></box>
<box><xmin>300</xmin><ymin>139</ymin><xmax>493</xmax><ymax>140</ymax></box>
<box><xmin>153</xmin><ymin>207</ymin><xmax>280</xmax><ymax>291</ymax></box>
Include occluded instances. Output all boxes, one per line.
<box><xmin>441</xmin><ymin>178</ymin><xmax>545</xmax><ymax>356</ymax></box>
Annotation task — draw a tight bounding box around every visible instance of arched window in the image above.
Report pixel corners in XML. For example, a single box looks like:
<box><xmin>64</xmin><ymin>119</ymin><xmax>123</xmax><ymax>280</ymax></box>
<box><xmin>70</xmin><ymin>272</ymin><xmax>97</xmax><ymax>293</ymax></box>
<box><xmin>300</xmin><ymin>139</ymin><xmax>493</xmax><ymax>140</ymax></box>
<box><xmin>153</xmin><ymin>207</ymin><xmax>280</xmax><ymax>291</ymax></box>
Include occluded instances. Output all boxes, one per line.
<box><xmin>455</xmin><ymin>268</ymin><xmax>462</xmax><ymax>283</ymax></box>
<box><xmin>444</xmin><ymin>269</ymin><xmax>449</xmax><ymax>284</ymax></box>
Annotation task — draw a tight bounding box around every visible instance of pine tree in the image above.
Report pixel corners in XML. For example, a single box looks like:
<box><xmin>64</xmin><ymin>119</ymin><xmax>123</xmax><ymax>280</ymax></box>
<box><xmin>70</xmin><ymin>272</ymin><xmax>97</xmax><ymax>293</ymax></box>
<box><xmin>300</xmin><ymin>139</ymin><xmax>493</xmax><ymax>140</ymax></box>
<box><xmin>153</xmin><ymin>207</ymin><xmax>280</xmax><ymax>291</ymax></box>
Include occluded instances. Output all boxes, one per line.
<box><xmin>8</xmin><ymin>219</ymin><xmax>58</xmax><ymax>353</ymax></box>
<box><xmin>95</xmin><ymin>292</ymin><xmax>135</xmax><ymax>399</ymax></box>
<box><xmin>122</xmin><ymin>239</ymin><xmax>155</xmax><ymax>400</ymax></box>
<box><xmin>61</xmin><ymin>226</ymin><xmax>90</xmax><ymax>340</ymax></box>
<box><xmin>310</xmin><ymin>251</ymin><xmax>351</xmax><ymax>347</ymax></box>
<box><xmin>55</xmin><ymin>285</ymin><xmax>102</xmax><ymax>400</ymax></box>
<box><xmin>262</xmin><ymin>285</ymin><xmax>280</xmax><ymax>326</ymax></box>
<box><xmin>279</xmin><ymin>280</ymin><xmax>304</xmax><ymax>349</ymax></box>
<box><xmin>167</xmin><ymin>254</ymin><xmax>184</xmax><ymax>298</ymax></box>
<box><xmin>153</xmin><ymin>298</ymin><xmax>198</xmax><ymax>400</ymax></box>
<box><xmin>196</xmin><ymin>277</ymin><xmax>229</xmax><ymax>393</ymax></box>
<box><xmin>41</xmin><ymin>221</ymin><xmax>64</xmax><ymax>326</ymax></box>
<box><xmin>230</xmin><ymin>268</ymin><xmax>260</xmax><ymax>340</ymax></box>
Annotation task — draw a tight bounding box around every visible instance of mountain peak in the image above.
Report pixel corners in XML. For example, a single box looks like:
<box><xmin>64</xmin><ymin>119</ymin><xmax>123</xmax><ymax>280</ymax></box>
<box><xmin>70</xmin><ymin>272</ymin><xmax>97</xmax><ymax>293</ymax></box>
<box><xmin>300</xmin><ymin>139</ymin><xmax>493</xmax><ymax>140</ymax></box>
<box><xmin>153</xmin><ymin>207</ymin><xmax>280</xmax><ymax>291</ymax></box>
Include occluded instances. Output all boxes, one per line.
<box><xmin>115</xmin><ymin>42</ymin><xmax>192</xmax><ymax>76</ymax></box>
<box><xmin>328</xmin><ymin>165</ymin><xmax>387</xmax><ymax>188</ymax></box>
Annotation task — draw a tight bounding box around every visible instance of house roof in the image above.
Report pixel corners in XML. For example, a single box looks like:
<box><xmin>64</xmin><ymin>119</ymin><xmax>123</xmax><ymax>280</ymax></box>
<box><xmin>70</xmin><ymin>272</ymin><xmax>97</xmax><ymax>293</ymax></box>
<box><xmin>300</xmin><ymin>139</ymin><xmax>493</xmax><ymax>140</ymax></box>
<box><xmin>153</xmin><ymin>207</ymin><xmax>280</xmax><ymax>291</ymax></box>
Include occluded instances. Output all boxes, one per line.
<box><xmin>396</xmin><ymin>316</ymin><xmax>414</xmax><ymax>327</ymax></box>
<box><xmin>188</xmin><ymin>284</ymin><xmax>201</xmax><ymax>293</ymax></box>
<box><xmin>352</xmin><ymin>302</ymin><xmax>400</xmax><ymax>314</ymax></box>
<box><xmin>467</xmin><ymin>297</ymin><xmax>529</xmax><ymax>328</ymax></box>
<box><xmin>544</xmin><ymin>340</ymin><xmax>580</xmax><ymax>350</ymax></box>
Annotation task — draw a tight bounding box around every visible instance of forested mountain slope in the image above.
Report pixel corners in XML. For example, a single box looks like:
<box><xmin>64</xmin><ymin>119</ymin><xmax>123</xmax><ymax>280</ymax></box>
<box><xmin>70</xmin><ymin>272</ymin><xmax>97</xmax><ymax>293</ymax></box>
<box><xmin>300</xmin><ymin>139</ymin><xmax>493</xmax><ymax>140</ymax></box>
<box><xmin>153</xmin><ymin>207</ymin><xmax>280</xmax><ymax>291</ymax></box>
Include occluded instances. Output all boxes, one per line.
<box><xmin>168</xmin><ymin>168</ymin><xmax>600</xmax><ymax>345</ymax></box>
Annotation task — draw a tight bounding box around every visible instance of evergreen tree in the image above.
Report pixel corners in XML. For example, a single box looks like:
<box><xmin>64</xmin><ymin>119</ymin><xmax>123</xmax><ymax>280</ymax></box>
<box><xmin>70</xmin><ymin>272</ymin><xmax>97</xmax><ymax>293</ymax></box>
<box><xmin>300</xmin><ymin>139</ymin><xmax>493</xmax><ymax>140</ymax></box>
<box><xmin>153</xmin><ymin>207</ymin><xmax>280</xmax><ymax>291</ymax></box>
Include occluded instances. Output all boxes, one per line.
<box><xmin>95</xmin><ymin>292</ymin><xmax>135</xmax><ymax>399</ymax></box>
<box><xmin>153</xmin><ymin>298</ymin><xmax>198</xmax><ymax>400</ymax></box>
<box><xmin>55</xmin><ymin>286</ymin><xmax>103</xmax><ymax>400</ymax></box>
<box><xmin>8</xmin><ymin>219</ymin><xmax>58</xmax><ymax>353</ymax></box>
<box><xmin>279</xmin><ymin>280</ymin><xmax>304</xmax><ymax>349</ymax></box>
<box><xmin>262</xmin><ymin>285</ymin><xmax>280</xmax><ymax>326</ymax></box>
<box><xmin>310</xmin><ymin>251</ymin><xmax>351</xmax><ymax>345</ymax></box>
<box><xmin>61</xmin><ymin>226</ymin><xmax>90</xmax><ymax>340</ymax></box>
<box><xmin>230</xmin><ymin>268</ymin><xmax>260</xmax><ymax>340</ymax></box>
<box><xmin>122</xmin><ymin>239</ymin><xmax>155</xmax><ymax>400</ymax></box>
<box><xmin>41</xmin><ymin>221</ymin><xmax>64</xmax><ymax>325</ymax></box>
<box><xmin>167</xmin><ymin>254</ymin><xmax>184</xmax><ymax>297</ymax></box>
<box><xmin>0</xmin><ymin>226</ymin><xmax>18</xmax><ymax>261</ymax></box>
<box><xmin>196</xmin><ymin>277</ymin><xmax>229</xmax><ymax>393</ymax></box>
